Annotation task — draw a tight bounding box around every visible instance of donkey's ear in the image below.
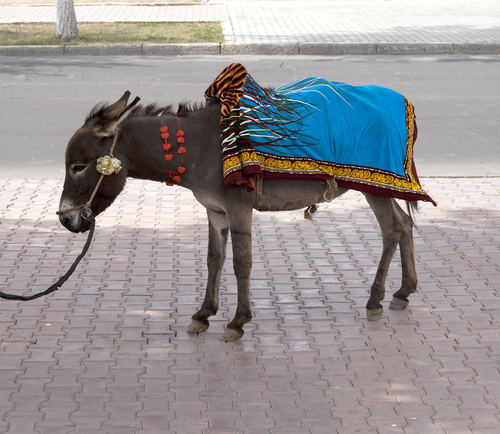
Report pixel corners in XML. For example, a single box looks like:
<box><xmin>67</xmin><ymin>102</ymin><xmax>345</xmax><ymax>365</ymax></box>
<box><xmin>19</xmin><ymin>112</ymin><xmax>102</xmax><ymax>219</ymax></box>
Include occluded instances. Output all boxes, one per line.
<box><xmin>94</xmin><ymin>93</ymin><xmax>141</xmax><ymax>137</ymax></box>
<box><xmin>105</xmin><ymin>91</ymin><xmax>131</xmax><ymax>112</ymax></box>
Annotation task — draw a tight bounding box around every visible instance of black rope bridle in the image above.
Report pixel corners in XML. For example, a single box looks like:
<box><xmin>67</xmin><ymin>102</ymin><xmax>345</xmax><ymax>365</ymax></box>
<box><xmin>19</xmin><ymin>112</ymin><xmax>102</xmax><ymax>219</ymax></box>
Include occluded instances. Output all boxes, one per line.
<box><xmin>0</xmin><ymin>133</ymin><xmax>121</xmax><ymax>302</ymax></box>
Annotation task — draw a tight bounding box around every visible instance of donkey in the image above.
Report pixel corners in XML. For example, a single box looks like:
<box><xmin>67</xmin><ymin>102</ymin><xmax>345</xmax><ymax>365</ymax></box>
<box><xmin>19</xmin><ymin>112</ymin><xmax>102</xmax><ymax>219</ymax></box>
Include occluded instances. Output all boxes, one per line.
<box><xmin>59</xmin><ymin>91</ymin><xmax>421</xmax><ymax>341</ymax></box>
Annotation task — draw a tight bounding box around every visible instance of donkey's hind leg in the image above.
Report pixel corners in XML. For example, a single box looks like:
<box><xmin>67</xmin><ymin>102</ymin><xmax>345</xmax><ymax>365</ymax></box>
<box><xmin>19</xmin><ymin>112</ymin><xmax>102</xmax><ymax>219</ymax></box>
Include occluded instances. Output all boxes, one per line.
<box><xmin>389</xmin><ymin>202</ymin><xmax>417</xmax><ymax>311</ymax></box>
<box><xmin>188</xmin><ymin>209</ymin><xmax>229</xmax><ymax>334</ymax></box>
<box><xmin>363</xmin><ymin>195</ymin><xmax>407</xmax><ymax>321</ymax></box>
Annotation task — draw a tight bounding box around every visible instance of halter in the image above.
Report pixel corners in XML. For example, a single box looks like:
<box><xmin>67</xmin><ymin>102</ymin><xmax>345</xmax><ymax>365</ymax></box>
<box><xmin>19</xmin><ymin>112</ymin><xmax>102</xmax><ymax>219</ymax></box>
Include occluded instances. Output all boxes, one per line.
<box><xmin>56</xmin><ymin>132</ymin><xmax>122</xmax><ymax>218</ymax></box>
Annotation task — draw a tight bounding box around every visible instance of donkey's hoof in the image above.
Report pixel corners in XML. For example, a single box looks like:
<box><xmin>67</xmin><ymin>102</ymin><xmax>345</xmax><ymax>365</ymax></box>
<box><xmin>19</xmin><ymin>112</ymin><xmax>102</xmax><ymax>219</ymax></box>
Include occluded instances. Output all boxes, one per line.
<box><xmin>367</xmin><ymin>307</ymin><xmax>383</xmax><ymax>321</ymax></box>
<box><xmin>187</xmin><ymin>319</ymin><xmax>209</xmax><ymax>334</ymax></box>
<box><xmin>220</xmin><ymin>327</ymin><xmax>244</xmax><ymax>342</ymax></box>
<box><xmin>389</xmin><ymin>297</ymin><xmax>409</xmax><ymax>310</ymax></box>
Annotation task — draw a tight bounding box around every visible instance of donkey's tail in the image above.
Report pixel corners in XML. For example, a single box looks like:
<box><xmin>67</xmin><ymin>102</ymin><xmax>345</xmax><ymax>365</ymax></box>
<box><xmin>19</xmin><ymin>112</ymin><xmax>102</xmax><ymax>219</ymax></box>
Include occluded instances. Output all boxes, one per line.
<box><xmin>406</xmin><ymin>201</ymin><xmax>420</xmax><ymax>228</ymax></box>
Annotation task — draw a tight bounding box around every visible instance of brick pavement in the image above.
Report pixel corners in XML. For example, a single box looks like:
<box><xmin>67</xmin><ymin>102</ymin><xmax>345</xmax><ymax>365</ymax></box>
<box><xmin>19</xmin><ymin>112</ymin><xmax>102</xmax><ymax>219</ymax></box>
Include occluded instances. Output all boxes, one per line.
<box><xmin>1</xmin><ymin>178</ymin><xmax>500</xmax><ymax>432</ymax></box>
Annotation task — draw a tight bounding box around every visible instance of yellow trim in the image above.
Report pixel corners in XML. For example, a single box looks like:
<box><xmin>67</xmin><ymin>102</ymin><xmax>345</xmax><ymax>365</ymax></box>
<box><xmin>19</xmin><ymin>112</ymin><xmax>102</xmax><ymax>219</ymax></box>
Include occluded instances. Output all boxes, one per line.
<box><xmin>223</xmin><ymin>150</ymin><xmax>425</xmax><ymax>193</ymax></box>
<box><xmin>403</xmin><ymin>97</ymin><xmax>417</xmax><ymax>184</ymax></box>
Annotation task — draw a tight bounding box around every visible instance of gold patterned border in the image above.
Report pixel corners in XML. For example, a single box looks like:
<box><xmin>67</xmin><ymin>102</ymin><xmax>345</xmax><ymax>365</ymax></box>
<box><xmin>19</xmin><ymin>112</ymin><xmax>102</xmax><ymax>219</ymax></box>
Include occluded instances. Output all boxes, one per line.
<box><xmin>223</xmin><ymin>149</ymin><xmax>426</xmax><ymax>194</ymax></box>
<box><xmin>403</xmin><ymin>97</ymin><xmax>417</xmax><ymax>184</ymax></box>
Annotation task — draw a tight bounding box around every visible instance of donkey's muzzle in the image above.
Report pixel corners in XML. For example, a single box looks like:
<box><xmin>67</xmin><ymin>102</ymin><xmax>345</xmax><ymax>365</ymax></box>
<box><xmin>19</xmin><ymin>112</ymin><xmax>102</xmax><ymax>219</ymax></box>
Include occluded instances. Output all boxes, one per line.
<box><xmin>58</xmin><ymin>207</ymin><xmax>93</xmax><ymax>233</ymax></box>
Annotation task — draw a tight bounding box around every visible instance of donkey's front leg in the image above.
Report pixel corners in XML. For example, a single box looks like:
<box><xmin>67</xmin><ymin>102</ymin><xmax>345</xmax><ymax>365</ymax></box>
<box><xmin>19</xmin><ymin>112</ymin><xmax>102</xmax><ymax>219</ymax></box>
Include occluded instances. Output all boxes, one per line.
<box><xmin>220</xmin><ymin>210</ymin><xmax>253</xmax><ymax>342</ymax></box>
<box><xmin>188</xmin><ymin>209</ymin><xmax>229</xmax><ymax>334</ymax></box>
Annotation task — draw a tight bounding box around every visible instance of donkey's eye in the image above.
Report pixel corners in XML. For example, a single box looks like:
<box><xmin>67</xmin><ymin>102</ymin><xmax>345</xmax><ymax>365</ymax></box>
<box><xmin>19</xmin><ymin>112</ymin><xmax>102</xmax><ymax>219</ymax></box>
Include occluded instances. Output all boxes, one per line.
<box><xmin>71</xmin><ymin>164</ymin><xmax>88</xmax><ymax>174</ymax></box>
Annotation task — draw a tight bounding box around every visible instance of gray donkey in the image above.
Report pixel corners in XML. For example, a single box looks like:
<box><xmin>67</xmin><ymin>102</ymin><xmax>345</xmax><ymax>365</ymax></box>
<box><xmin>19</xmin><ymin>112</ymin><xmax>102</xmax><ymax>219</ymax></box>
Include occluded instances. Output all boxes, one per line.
<box><xmin>58</xmin><ymin>85</ymin><xmax>434</xmax><ymax>341</ymax></box>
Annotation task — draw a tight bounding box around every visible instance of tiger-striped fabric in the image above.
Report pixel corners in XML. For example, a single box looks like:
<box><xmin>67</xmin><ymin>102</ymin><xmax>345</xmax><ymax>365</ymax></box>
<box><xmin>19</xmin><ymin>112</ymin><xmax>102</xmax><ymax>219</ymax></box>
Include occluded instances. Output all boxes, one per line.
<box><xmin>204</xmin><ymin>63</ymin><xmax>248</xmax><ymax>118</ymax></box>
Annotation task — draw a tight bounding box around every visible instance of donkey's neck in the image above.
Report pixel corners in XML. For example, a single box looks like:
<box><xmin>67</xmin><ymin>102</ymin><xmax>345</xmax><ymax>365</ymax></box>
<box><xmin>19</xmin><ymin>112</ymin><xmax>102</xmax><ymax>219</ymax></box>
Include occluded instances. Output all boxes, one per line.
<box><xmin>119</xmin><ymin>116</ymin><xmax>179</xmax><ymax>183</ymax></box>
<box><xmin>117</xmin><ymin>105</ymin><xmax>223</xmax><ymax>188</ymax></box>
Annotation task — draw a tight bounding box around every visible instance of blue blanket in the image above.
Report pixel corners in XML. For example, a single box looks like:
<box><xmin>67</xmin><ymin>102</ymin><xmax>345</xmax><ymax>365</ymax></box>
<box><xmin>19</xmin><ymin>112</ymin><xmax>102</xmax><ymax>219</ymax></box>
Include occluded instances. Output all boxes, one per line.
<box><xmin>205</xmin><ymin>63</ymin><xmax>436</xmax><ymax>205</ymax></box>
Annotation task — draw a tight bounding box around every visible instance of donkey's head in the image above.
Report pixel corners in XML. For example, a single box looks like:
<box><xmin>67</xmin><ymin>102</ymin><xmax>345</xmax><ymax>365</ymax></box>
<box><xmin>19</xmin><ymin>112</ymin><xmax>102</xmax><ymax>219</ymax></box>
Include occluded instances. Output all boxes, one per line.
<box><xmin>58</xmin><ymin>91</ymin><xmax>140</xmax><ymax>233</ymax></box>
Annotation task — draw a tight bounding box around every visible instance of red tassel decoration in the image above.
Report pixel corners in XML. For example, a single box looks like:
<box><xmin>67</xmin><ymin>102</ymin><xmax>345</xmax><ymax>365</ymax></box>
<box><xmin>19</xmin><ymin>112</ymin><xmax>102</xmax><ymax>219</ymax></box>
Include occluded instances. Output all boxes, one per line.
<box><xmin>160</xmin><ymin>114</ymin><xmax>186</xmax><ymax>185</ymax></box>
<box><xmin>160</xmin><ymin>121</ymin><xmax>172</xmax><ymax>183</ymax></box>
<box><xmin>175</xmin><ymin>114</ymin><xmax>186</xmax><ymax>180</ymax></box>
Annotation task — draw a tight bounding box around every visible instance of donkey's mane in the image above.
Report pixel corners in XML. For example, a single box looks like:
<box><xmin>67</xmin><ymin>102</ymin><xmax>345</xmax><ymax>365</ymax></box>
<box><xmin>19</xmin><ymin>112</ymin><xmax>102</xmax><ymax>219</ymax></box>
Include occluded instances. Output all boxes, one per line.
<box><xmin>85</xmin><ymin>100</ymin><xmax>206</xmax><ymax>123</ymax></box>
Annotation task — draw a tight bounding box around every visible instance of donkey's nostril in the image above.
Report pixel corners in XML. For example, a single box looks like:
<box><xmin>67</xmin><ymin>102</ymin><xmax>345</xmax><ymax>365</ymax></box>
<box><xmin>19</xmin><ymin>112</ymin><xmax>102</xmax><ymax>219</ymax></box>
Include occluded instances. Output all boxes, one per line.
<box><xmin>61</xmin><ymin>217</ymin><xmax>70</xmax><ymax>228</ymax></box>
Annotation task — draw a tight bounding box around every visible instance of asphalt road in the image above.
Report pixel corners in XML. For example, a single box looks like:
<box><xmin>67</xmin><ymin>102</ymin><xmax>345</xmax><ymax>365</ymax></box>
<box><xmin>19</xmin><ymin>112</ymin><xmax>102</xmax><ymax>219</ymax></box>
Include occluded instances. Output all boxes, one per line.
<box><xmin>1</xmin><ymin>54</ymin><xmax>499</xmax><ymax>179</ymax></box>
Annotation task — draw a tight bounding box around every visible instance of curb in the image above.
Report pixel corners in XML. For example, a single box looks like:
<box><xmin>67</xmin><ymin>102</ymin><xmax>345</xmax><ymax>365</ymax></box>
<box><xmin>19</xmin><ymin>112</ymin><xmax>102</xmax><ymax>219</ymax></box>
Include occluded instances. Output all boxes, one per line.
<box><xmin>1</xmin><ymin>42</ymin><xmax>499</xmax><ymax>56</ymax></box>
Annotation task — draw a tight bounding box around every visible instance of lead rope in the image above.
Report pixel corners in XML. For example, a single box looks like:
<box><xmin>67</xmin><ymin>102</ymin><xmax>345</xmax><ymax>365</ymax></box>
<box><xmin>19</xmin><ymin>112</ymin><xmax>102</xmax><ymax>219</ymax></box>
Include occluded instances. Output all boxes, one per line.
<box><xmin>0</xmin><ymin>133</ymin><xmax>121</xmax><ymax>301</ymax></box>
<box><xmin>0</xmin><ymin>215</ymin><xmax>95</xmax><ymax>301</ymax></box>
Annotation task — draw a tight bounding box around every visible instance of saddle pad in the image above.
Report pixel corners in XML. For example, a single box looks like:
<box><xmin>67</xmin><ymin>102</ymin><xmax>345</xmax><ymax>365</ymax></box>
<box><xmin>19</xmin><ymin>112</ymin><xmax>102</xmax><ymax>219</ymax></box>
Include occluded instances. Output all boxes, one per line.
<box><xmin>205</xmin><ymin>63</ymin><xmax>436</xmax><ymax>205</ymax></box>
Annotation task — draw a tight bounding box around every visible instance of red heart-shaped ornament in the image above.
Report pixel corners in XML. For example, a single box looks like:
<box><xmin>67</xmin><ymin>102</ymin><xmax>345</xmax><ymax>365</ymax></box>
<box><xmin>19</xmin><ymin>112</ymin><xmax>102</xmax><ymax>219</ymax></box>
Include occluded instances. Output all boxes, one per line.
<box><xmin>176</xmin><ymin>130</ymin><xmax>185</xmax><ymax>137</ymax></box>
<box><xmin>160</xmin><ymin>126</ymin><xmax>169</xmax><ymax>133</ymax></box>
<box><xmin>177</xmin><ymin>137</ymin><xmax>185</xmax><ymax>144</ymax></box>
<box><xmin>163</xmin><ymin>143</ymin><xmax>171</xmax><ymax>152</ymax></box>
<box><xmin>178</xmin><ymin>147</ymin><xmax>186</xmax><ymax>155</ymax></box>
<box><xmin>177</xmin><ymin>166</ymin><xmax>186</xmax><ymax>174</ymax></box>
<box><xmin>173</xmin><ymin>176</ymin><xmax>182</xmax><ymax>183</ymax></box>
<box><xmin>165</xmin><ymin>154</ymin><xmax>173</xmax><ymax>162</ymax></box>
<box><xmin>161</xmin><ymin>133</ymin><xmax>170</xmax><ymax>140</ymax></box>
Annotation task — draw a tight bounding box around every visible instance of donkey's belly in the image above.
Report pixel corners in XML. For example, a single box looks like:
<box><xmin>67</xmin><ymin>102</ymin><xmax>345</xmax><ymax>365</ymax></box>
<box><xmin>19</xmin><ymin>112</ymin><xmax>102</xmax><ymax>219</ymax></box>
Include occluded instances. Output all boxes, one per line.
<box><xmin>254</xmin><ymin>179</ymin><xmax>348</xmax><ymax>212</ymax></box>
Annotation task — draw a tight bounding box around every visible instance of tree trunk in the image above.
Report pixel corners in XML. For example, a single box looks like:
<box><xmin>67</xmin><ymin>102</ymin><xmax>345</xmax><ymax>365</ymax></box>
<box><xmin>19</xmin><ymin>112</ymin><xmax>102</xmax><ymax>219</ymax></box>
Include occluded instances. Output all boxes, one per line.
<box><xmin>55</xmin><ymin>0</ymin><xmax>79</xmax><ymax>42</ymax></box>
